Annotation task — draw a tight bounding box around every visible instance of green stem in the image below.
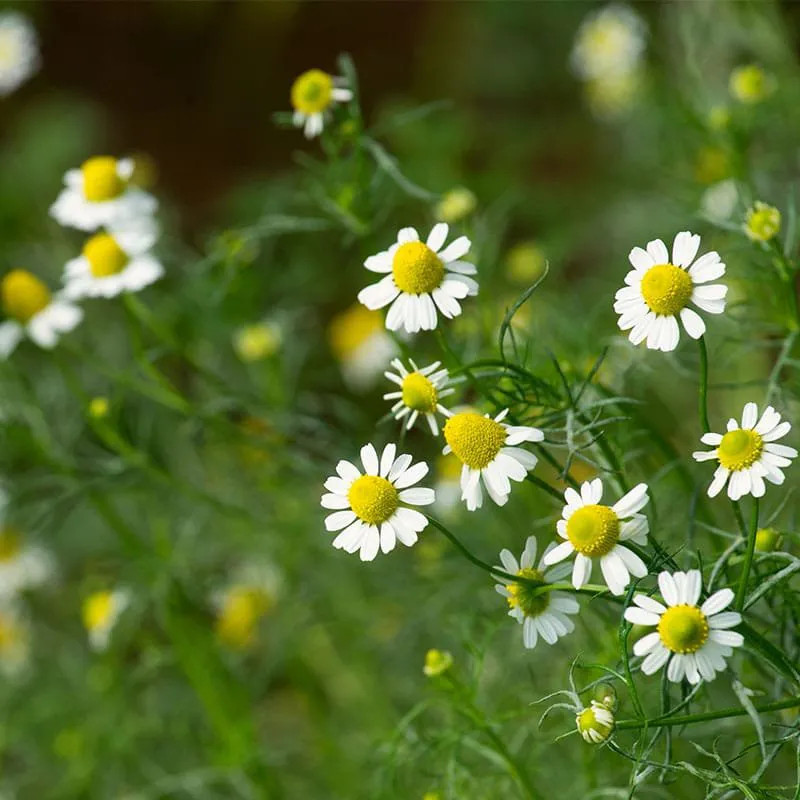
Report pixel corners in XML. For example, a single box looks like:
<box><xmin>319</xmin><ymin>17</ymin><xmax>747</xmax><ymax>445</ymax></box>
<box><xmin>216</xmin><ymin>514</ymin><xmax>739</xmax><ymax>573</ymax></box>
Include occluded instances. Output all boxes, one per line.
<box><xmin>697</xmin><ymin>336</ymin><xmax>710</xmax><ymax>434</ymax></box>
<box><xmin>735</xmin><ymin>498</ymin><xmax>760</xmax><ymax>611</ymax></box>
<box><xmin>615</xmin><ymin>694</ymin><xmax>800</xmax><ymax>730</ymax></box>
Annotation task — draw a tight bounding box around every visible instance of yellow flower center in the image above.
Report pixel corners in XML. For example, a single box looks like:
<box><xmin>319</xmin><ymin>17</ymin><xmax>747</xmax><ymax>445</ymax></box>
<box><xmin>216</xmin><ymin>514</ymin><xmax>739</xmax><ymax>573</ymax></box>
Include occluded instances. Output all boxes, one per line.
<box><xmin>0</xmin><ymin>613</ymin><xmax>23</xmax><ymax>652</ymax></box>
<box><xmin>730</xmin><ymin>65</ymin><xmax>771</xmax><ymax>104</ymax></box>
<box><xmin>401</xmin><ymin>372</ymin><xmax>438</xmax><ymax>413</ymax></box>
<box><xmin>215</xmin><ymin>587</ymin><xmax>271</xmax><ymax>650</ymax></box>
<box><xmin>443</xmin><ymin>412</ymin><xmax>507</xmax><ymax>470</ymax></box>
<box><xmin>745</xmin><ymin>204</ymin><xmax>781</xmax><ymax>243</ymax></box>
<box><xmin>566</xmin><ymin>505</ymin><xmax>620</xmax><ymax>557</ymax></box>
<box><xmin>82</xmin><ymin>591</ymin><xmax>114</xmax><ymax>633</ymax></box>
<box><xmin>392</xmin><ymin>241</ymin><xmax>445</xmax><ymax>295</ymax></box>
<box><xmin>1</xmin><ymin>270</ymin><xmax>51</xmax><ymax>323</ymax></box>
<box><xmin>328</xmin><ymin>304</ymin><xmax>382</xmax><ymax>359</ymax></box>
<box><xmin>83</xmin><ymin>233</ymin><xmax>129</xmax><ymax>277</ymax></box>
<box><xmin>717</xmin><ymin>428</ymin><xmax>763</xmax><ymax>471</ymax></box>
<box><xmin>348</xmin><ymin>475</ymin><xmax>399</xmax><ymax>525</ymax></box>
<box><xmin>423</xmin><ymin>648</ymin><xmax>453</xmax><ymax>677</ymax></box>
<box><xmin>290</xmin><ymin>69</ymin><xmax>334</xmax><ymax>115</ymax></box>
<box><xmin>506</xmin><ymin>568</ymin><xmax>550</xmax><ymax>618</ymax></box>
<box><xmin>81</xmin><ymin>157</ymin><xmax>125</xmax><ymax>202</ymax></box>
<box><xmin>0</xmin><ymin>528</ymin><xmax>22</xmax><ymax>563</ymax></box>
<box><xmin>640</xmin><ymin>264</ymin><xmax>693</xmax><ymax>316</ymax></box>
<box><xmin>657</xmin><ymin>604</ymin><xmax>709</xmax><ymax>654</ymax></box>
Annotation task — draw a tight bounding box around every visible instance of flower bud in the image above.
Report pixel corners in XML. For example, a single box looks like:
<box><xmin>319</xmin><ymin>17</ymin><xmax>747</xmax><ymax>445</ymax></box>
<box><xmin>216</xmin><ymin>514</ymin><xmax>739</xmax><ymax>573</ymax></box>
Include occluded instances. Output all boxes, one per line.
<box><xmin>576</xmin><ymin>700</ymin><xmax>615</xmax><ymax>744</ymax></box>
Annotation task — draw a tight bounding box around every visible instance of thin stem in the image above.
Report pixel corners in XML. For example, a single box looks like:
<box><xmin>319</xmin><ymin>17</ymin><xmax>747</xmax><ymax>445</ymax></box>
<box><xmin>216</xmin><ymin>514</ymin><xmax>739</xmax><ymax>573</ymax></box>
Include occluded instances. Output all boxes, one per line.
<box><xmin>735</xmin><ymin>497</ymin><xmax>760</xmax><ymax>611</ymax></box>
<box><xmin>697</xmin><ymin>336</ymin><xmax>710</xmax><ymax>434</ymax></box>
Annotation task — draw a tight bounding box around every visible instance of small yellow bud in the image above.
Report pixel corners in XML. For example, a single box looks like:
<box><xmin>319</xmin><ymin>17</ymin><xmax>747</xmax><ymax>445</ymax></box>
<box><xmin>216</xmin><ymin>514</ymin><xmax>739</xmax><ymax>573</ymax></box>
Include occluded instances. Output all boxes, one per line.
<box><xmin>435</xmin><ymin>187</ymin><xmax>476</xmax><ymax>224</ymax></box>
<box><xmin>592</xmin><ymin>682</ymin><xmax>618</xmax><ymax>712</ymax></box>
<box><xmin>88</xmin><ymin>397</ymin><xmax>110</xmax><ymax>419</ymax></box>
<box><xmin>744</xmin><ymin>202</ymin><xmax>781</xmax><ymax>243</ymax></box>
<box><xmin>755</xmin><ymin>527</ymin><xmax>783</xmax><ymax>552</ymax></box>
<box><xmin>234</xmin><ymin>322</ymin><xmax>282</xmax><ymax>363</ymax></box>
<box><xmin>576</xmin><ymin>700</ymin><xmax>615</xmax><ymax>744</ymax></box>
<box><xmin>730</xmin><ymin>64</ymin><xmax>774</xmax><ymax>104</ymax></box>
<box><xmin>423</xmin><ymin>648</ymin><xmax>453</xmax><ymax>677</ymax></box>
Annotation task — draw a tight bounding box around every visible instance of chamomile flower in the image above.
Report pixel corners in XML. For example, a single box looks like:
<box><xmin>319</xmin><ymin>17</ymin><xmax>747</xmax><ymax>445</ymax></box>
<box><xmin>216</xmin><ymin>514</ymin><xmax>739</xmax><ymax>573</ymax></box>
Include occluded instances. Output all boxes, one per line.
<box><xmin>423</xmin><ymin>648</ymin><xmax>453</xmax><ymax>677</ymax></box>
<box><xmin>383</xmin><ymin>358</ymin><xmax>454</xmax><ymax>435</ymax></box>
<box><xmin>321</xmin><ymin>443</ymin><xmax>435</xmax><ymax>562</ymax></box>
<box><xmin>571</xmin><ymin>4</ymin><xmax>646</xmax><ymax>81</ymax></box>
<box><xmin>214</xmin><ymin>562</ymin><xmax>281</xmax><ymax>650</ymax></box>
<box><xmin>50</xmin><ymin>156</ymin><xmax>157</xmax><ymax>232</ymax></box>
<box><xmin>328</xmin><ymin>303</ymin><xmax>397</xmax><ymax>391</ymax></box>
<box><xmin>82</xmin><ymin>588</ymin><xmax>130</xmax><ymax>652</ymax></box>
<box><xmin>624</xmin><ymin>570</ymin><xmax>743</xmax><ymax>684</ymax></box>
<box><xmin>0</xmin><ymin>12</ymin><xmax>39</xmax><ymax>96</ymax></box>
<box><xmin>543</xmin><ymin>479</ymin><xmax>649</xmax><ymax>595</ymax></box>
<box><xmin>494</xmin><ymin>536</ymin><xmax>579</xmax><ymax>650</ymax></box>
<box><xmin>0</xmin><ymin>526</ymin><xmax>55</xmax><ymax>598</ymax></box>
<box><xmin>62</xmin><ymin>225</ymin><xmax>163</xmax><ymax>300</ymax></box>
<box><xmin>0</xmin><ymin>270</ymin><xmax>82</xmax><ymax>357</ymax></box>
<box><xmin>290</xmin><ymin>69</ymin><xmax>352</xmax><ymax>139</ymax></box>
<box><xmin>744</xmin><ymin>202</ymin><xmax>781</xmax><ymax>243</ymax></box>
<box><xmin>358</xmin><ymin>224</ymin><xmax>478</xmax><ymax>334</ymax></box>
<box><xmin>693</xmin><ymin>402</ymin><xmax>797</xmax><ymax>500</ymax></box>
<box><xmin>576</xmin><ymin>701</ymin><xmax>615</xmax><ymax>744</ymax></box>
<box><xmin>614</xmin><ymin>231</ymin><xmax>727</xmax><ymax>352</ymax></box>
<box><xmin>442</xmin><ymin>409</ymin><xmax>543</xmax><ymax>511</ymax></box>
<box><xmin>729</xmin><ymin>64</ymin><xmax>774</xmax><ymax>104</ymax></box>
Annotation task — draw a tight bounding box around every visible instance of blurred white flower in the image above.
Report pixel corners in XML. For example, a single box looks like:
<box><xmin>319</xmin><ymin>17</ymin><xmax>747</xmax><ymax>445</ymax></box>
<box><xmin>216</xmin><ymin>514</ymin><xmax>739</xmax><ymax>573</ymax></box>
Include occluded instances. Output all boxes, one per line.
<box><xmin>290</xmin><ymin>69</ymin><xmax>353</xmax><ymax>139</ymax></box>
<box><xmin>383</xmin><ymin>358</ymin><xmax>454</xmax><ymax>435</ymax></box>
<box><xmin>0</xmin><ymin>525</ymin><xmax>55</xmax><ymax>599</ymax></box>
<box><xmin>0</xmin><ymin>600</ymin><xmax>29</xmax><ymax>677</ymax></box>
<box><xmin>0</xmin><ymin>12</ymin><xmax>39</xmax><ymax>96</ymax></box>
<box><xmin>701</xmin><ymin>179</ymin><xmax>739</xmax><ymax>224</ymax></box>
<box><xmin>571</xmin><ymin>4</ymin><xmax>646</xmax><ymax>81</ymax></box>
<box><xmin>82</xmin><ymin>588</ymin><xmax>131</xmax><ymax>651</ymax></box>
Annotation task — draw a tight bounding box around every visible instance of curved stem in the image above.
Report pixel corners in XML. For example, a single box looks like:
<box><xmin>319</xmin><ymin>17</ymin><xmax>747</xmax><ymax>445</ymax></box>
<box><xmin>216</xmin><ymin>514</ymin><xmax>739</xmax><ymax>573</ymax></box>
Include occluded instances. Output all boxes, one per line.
<box><xmin>697</xmin><ymin>336</ymin><xmax>710</xmax><ymax>434</ymax></box>
<box><xmin>735</xmin><ymin>498</ymin><xmax>760</xmax><ymax>611</ymax></box>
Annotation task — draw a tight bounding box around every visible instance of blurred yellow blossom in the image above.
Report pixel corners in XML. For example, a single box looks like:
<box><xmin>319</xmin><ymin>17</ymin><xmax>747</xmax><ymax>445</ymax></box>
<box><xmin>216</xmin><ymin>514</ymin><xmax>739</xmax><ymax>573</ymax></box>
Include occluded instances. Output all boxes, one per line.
<box><xmin>0</xmin><ymin>603</ymin><xmax>28</xmax><ymax>676</ymax></box>
<box><xmin>694</xmin><ymin>146</ymin><xmax>731</xmax><ymax>185</ymax></box>
<box><xmin>234</xmin><ymin>321</ymin><xmax>282</xmax><ymax>362</ymax></box>
<box><xmin>505</xmin><ymin>241</ymin><xmax>546</xmax><ymax>285</ymax></box>
<box><xmin>214</xmin><ymin>562</ymin><xmax>281</xmax><ymax>650</ymax></box>
<box><xmin>88</xmin><ymin>396</ymin><xmax>110</xmax><ymax>419</ymax></box>
<box><xmin>755</xmin><ymin>527</ymin><xmax>783</xmax><ymax>552</ymax></box>
<box><xmin>423</xmin><ymin>648</ymin><xmax>453</xmax><ymax>677</ymax></box>
<box><xmin>585</xmin><ymin>69</ymin><xmax>643</xmax><ymax>121</ymax></box>
<box><xmin>744</xmin><ymin>202</ymin><xmax>781</xmax><ymax>243</ymax></box>
<box><xmin>434</xmin><ymin>187</ymin><xmax>476</xmax><ymax>224</ymax></box>
<box><xmin>729</xmin><ymin>64</ymin><xmax>774</xmax><ymax>104</ymax></box>
<box><xmin>82</xmin><ymin>588</ymin><xmax>130</xmax><ymax>652</ymax></box>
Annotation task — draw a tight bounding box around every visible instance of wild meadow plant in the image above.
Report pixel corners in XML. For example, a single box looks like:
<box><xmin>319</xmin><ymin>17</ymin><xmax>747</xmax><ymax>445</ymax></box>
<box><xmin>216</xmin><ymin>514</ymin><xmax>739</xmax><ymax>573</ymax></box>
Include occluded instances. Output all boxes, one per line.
<box><xmin>2</xmin><ymin>2</ymin><xmax>800</xmax><ymax>797</ymax></box>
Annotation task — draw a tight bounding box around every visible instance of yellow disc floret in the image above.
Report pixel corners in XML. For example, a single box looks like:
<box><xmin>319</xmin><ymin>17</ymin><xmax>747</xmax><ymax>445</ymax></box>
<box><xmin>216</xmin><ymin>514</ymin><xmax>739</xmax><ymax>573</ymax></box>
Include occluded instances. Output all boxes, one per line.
<box><xmin>640</xmin><ymin>264</ymin><xmax>693</xmax><ymax>316</ymax></box>
<box><xmin>402</xmin><ymin>372</ymin><xmax>438</xmax><ymax>413</ymax></box>
<box><xmin>82</xmin><ymin>591</ymin><xmax>114</xmax><ymax>633</ymax></box>
<box><xmin>1</xmin><ymin>270</ymin><xmax>51</xmax><ymax>323</ymax></box>
<box><xmin>290</xmin><ymin>69</ymin><xmax>334</xmax><ymax>115</ymax></box>
<box><xmin>0</xmin><ymin>528</ymin><xmax>21</xmax><ymax>563</ymax></box>
<box><xmin>657</xmin><ymin>604</ymin><xmax>709</xmax><ymax>654</ymax></box>
<box><xmin>566</xmin><ymin>505</ymin><xmax>620</xmax><ymax>557</ymax></box>
<box><xmin>81</xmin><ymin>157</ymin><xmax>125</xmax><ymax>202</ymax></box>
<box><xmin>83</xmin><ymin>233</ymin><xmax>129</xmax><ymax>277</ymax></box>
<box><xmin>348</xmin><ymin>475</ymin><xmax>399</xmax><ymax>525</ymax></box>
<box><xmin>744</xmin><ymin>202</ymin><xmax>781</xmax><ymax>243</ymax></box>
<box><xmin>717</xmin><ymin>428</ymin><xmax>763</xmax><ymax>471</ymax></box>
<box><xmin>506</xmin><ymin>568</ymin><xmax>550</xmax><ymax>617</ymax></box>
<box><xmin>392</xmin><ymin>241</ymin><xmax>445</xmax><ymax>295</ymax></box>
<box><xmin>443</xmin><ymin>412</ymin><xmax>507</xmax><ymax>470</ymax></box>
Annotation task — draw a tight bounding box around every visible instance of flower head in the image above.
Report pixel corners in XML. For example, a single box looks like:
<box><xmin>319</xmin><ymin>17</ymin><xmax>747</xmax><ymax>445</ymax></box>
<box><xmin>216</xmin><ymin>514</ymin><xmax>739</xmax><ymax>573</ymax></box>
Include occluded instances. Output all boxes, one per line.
<box><xmin>50</xmin><ymin>156</ymin><xmax>158</xmax><ymax>232</ymax></box>
<box><xmin>755</xmin><ymin>527</ymin><xmax>782</xmax><ymax>552</ymax></box>
<box><xmin>0</xmin><ymin>12</ymin><xmax>38</xmax><ymax>96</ymax></box>
<box><xmin>358</xmin><ymin>224</ymin><xmax>478</xmax><ymax>334</ymax></box>
<box><xmin>423</xmin><ymin>648</ymin><xmax>453</xmax><ymax>677</ymax></box>
<box><xmin>543</xmin><ymin>479</ymin><xmax>649</xmax><ymax>595</ymax></box>
<box><xmin>584</xmin><ymin>69</ymin><xmax>643</xmax><ymax>120</ymax></box>
<box><xmin>89</xmin><ymin>396</ymin><xmax>110</xmax><ymax>419</ymax></box>
<box><xmin>82</xmin><ymin>588</ymin><xmax>130</xmax><ymax>651</ymax></box>
<box><xmin>321</xmin><ymin>443</ymin><xmax>435</xmax><ymax>561</ymax></box>
<box><xmin>744</xmin><ymin>202</ymin><xmax>781</xmax><ymax>243</ymax></box>
<box><xmin>0</xmin><ymin>601</ymin><xmax>29</xmax><ymax>676</ymax></box>
<box><xmin>729</xmin><ymin>64</ymin><xmax>774</xmax><ymax>104</ymax></box>
<box><xmin>442</xmin><ymin>409</ymin><xmax>543</xmax><ymax>511</ymax></box>
<box><xmin>0</xmin><ymin>525</ymin><xmax>55</xmax><ymax>599</ymax></box>
<box><xmin>383</xmin><ymin>358</ymin><xmax>454</xmax><ymax>435</ymax></box>
<box><xmin>576</xmin><ymin>700</ymin><xmax>615</xmax><ymax>743</ymax></box>
<box><xmin>234</xmin><ymin>321</ymin><xmax>282</xmax><ymax>362</ymax></box>
<box><xmin>0</xmin><ymin>270</ymin><xmax>82</xmax><ymax>357</ymax></box>
<box><xmin>693</xmin><ymin>402</ymin><xmax>796</xmax><ymax>500</ymax></box>
<box><xmin>290</xmin><ymin>69</ymin><xmax>352</xmax><ymax>139</ymax></box>
<box><xmin>614</xmin><ymin>231</ymin><xmax>727</xmax><ymax>351</ymax></box>
<box><xmin>571</xmin><ymin>4</ymin><xmax>646</xmax><ymax>81</ymax></box>
<box><xmin>214</xmin><ymin>562</ymin><xmax>281</xmax><ymax>650</ymax></box>
<box><xmin>495</xmin><ymin>536</ymin><xmax>579</xmax><ymax>650</ymax></box>
<box><xmin>624</xmin><ymin>570</ymin><xmax>743</xmax><ymax>684</ymax></box>
<box><xmin>434</xmin><ymin>188</ymin><xmax>476</xmax><ymax>224</ymax></box>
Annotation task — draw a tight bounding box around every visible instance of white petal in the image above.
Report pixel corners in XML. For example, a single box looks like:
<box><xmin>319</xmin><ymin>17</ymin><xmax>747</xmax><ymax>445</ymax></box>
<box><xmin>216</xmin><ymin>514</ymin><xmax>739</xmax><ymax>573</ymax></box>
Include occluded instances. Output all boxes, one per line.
<box><xmin>672</xmin><ymin>231</ymin><xmax>700</xmax><ymax>268</ymax></box>
<box><xmin>438</xmin><ymin>235</ymin><xmax>471</xmax><ymax>263</ymax></box>
<box><xmin>625</xmin><ymin>608</ymin><xmax>660</xmax><ymax>627</ymax></box>
<box><xmin>572</xmin><ymin>554</ymin><xmax>592</xmax><ymax>589</ymax></box>
<box><xmin>543</xmin><ymin>540</ymin><xmax>574</xmax><ymax>565</ymax></box>
<box><xmin>701</xmin><ymin>588</ymin><xmax>734</xmax><ymax>616</ymax></box>
<box><xmin>680</xmin><ymin>307</ymin><xmax>706</xmax><ymax>339</ymax></box>
<box><xmin>398</xmin><ymin>487</ymin><xmax>435</xmax><ymax>505</ymax></box>
<box><xmin>360</xmin><ymin>444</ymin><xmax>379</xmax><ymax>475</ymax></box>
<box><xmin>393</xmin><ymin>462</ymin><xmax>429</xmax><ymax>489</ymax></box>
<box><xmin>633</xmin><ymin>631</ymin><xmax>661</xmax><ymax>656</ymax></box>
<box><xmin>612</xmin><ymin>482</ymin><xmax>649</xmax><ymax>517</ymax></box>
<box><xmin>658</xmin><ymin>571</ymin><xmax>679</xmax><ymax>606</ymax></box>
<box><xmin>642</xmin><ymin>644</ymin><xmax>670</xmax><ymax>675</ymax></box>
<box><xmin>646</xmin><ymin>239</ymin><xmax>669</xmax><ymax>264</ymax></box>
<box><xmin>426</xmin><ymin>223</ymin><xmax>448</xmax><ymax>252</ymax></box>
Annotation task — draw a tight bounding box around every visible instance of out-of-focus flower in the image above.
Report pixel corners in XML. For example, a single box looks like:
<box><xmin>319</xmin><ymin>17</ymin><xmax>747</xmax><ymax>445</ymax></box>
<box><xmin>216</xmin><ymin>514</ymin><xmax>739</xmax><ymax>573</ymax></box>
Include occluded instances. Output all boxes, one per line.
<box><xmin>707</xmin><ymin>105</ymin><xmax>731</xmax><ymax>131</ymax></box>
<box><xmin>328</xmin><ymin>304</ymin><xmax>397</xmax><ymax>391</ymax></box>
<box><xmin>755</xmin><ymin>527</ymin><xmax>782</xmax><ymax>552</ymax></box>
<box><xmin>234</xmin><ymin>321</ymin><xmax>282</xmax><ymax>363</ymax></box>
<box><xmin>0</xmin><ymin>12</ymin><xmax>38</xmax><ymax>96</ymax></box>
<box><xmin>693</xmin><ymin>402</ymin><xmax>796</xmax><ymax>500</ymax></box>
<box><xmin>434</xmin><ymin>188</ymin><xmax>476</xmax><ymax>224</ymax></box>
<box><xmin>214</xmin><ymin>562</ymin><xmax>281</xmax><ymax>650</ymax></box>
<box><xmin>383</xmin><ymin>358</ymin><xmax>454</xmax><ymax>436</ymax></box>
<box><xmin>0</xmin><ymin>270</ymin><xmax>83</xmax><ymax>357</ymax></box>
<box><xmin>729</xmin><ymin>64</ymin><xmax>774</xmax><ymax>104</ymax></box>
<box><xmin>442</xmin><ymin>409</ymin><xmax>542</xmax><ymax>511</ymax></box>
<box><xmin>290</xmin><ymin>69</ymin><xmax>353</xmax><ymax>139</ymax></box>
<box><xmin>701</xmin><ymin>179</ymin><xmax>739</xmax><ymax>224</ymax></box>
<box><xmin>82</xmin><ymin>588</ymin><xmax>130</xmax><ymax>652</ymax></box>
<box><xmin>63</xmin><ymin>226</ymin><xmax>163</xmax><ymax>300</ymax></box>
<box><xmin>423</xmin><ymin>648</ymin><xmax>453</xmax><ymax>677</ymax></box>
<box><xmin>584</xmin><ymin>69</ymin><xmax>643</xmax><ymax>121</ymax></box>
<box><xmin>614</xmin><ymin>231</ymin><xmax>727</xmax><ymax>352</ymax></box>
<box><xmin>358</xmin><ymin>223</ymin><xmax>478</xmax><ymax>334</ymax></box>
<box><xmin>576</xmin><ymin>700</ymin><xmax>615</xmax><ymax>743</ymax></box>
<box><xmin>505</xmin><ymin>241</ymin><xmax>546</xmax><ymax>285</ymax></box>
<box><xmin>744</xmin><ymin>201</ymin><xmax>781</xmax><ymax>243</ymax></box>
<box><xmin>433</xmin><ymin>452</ymin><xmax>463</xmax><ymax>515</ymax></box>
<box><xmin>0</xmin><ymin>601</ymin><xmax>29</xmax><ymax>676</ymax></box>
<box><xmin>321</xmin><ymin>443</ymin><xmax>435</xmax><ymax>562</ymax></box>
<box><xmin>50</xmin><ymin>156</ymin><xmax>158</xmax><ymax>232</ymax></box>
<box><xmin>88</xmin><ymin>396</ymin><xmax>110</xmax><ymax>419</ymax></box>
<box><xmin>0</xmin><ymin>525</ymin><xmax>55</xmax><ymax>599</ymax></box>
<box><xmin>571</xmin><ymin>4</ymin><xmax>646</xmax><ymax>80</ymax></box>
<box><xmin>694</xmin><ymin>146</ymin><xmax>732</xmax><ymax>186</ymax></box>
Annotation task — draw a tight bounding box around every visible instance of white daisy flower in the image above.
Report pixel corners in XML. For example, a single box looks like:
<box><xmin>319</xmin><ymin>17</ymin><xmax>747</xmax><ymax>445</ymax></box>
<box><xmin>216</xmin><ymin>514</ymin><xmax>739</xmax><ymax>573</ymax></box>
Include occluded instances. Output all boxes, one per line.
<box><xmin>290</xmin><ymin>69</ymin><xmax>353</xmax><ymax>139</ymax></box>
<box><xmin>495</xmin><ymin>536</ymin><xmax>579</xmax><ymax>650</ymax></box>
<box><xmin>542</xmin><ymin>479</ymin><xmax>650</xmax><ymax>596</ymax></box>
<box><xmin>624</xmin><ymin>570</ymin><xmax>743</xmax><ymax>684</ymax></box>
<box><xmin>357</xmin><ymin>223</ymin><xmax>478</xmax><ymax>334</ymax></box>
<box><xmin>693</xmin><ymin>402</ymin><xmax>797</xmax><ymax>500</ymax></box>
<box><xmin>442</xmin><ymin>409</ymin><xmax>543</xmax><ymax>511</ymax></box>
<box><xmin>613</xmin><ymin>231</ymin><xmax>727</xmax><ymax>352</ymax></box>
<box><xmin>62</xmin><ymin>224</ymin><xmax>163</xmax><ymax>300</ymax></box>
<box><xmin>0</xmin><ymin>270</ymin><xmax>82</xmax><ymax>357</ymax></box>
<box><xmin>0</xmin><ymin>12</ymin><xmax>38</xmax><ymax>96</ymax></box>
<box><xmin>576</xmin><ymin>701</ymin><xmax>615</xmax><ymax>744</ymax></box>
<box><xmin>571</xmin><ymin>4</ymin><xmax>646</xmax><ymax>81</ymax></box>
<box><xmin>50</xmin><ymin>156</ymin><xmax>157</xmax><ymax>232</ymax></box>
<box><xmin>82</xmin><ymin>588</ymin><xmax>131</xmax><ymax>652</ymax></box>
<box><xmin>383</xmin><ymin>358</ymin><xmax>454</xmax><ymax>435</ymax></box>
<box><xmin>0</xmin><ymin>526</ymin><xmax>55</xmax><ymax>599</ymax></box>
<box><xmin>321</xmin><ymin>443</ymin><xmax>435</xmax><ymax>562</ymax></box>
